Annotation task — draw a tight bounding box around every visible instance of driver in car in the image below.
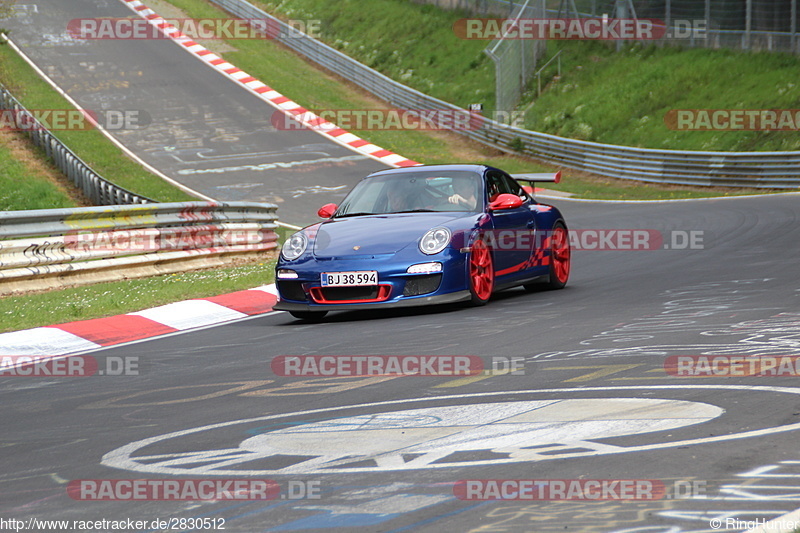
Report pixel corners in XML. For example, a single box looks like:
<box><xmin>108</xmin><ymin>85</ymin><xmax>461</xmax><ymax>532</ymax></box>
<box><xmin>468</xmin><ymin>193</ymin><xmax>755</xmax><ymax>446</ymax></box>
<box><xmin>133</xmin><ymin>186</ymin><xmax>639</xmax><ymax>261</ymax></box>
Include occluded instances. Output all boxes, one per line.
<box><xmin>386</xmin><ymin>184</ymin><xmax>413</xmax><ymax>212</ymax></box>
<box><xmin>448</xmin><ymin>177</ymin><xmax>478</xmax><ymax>209</ymax></box>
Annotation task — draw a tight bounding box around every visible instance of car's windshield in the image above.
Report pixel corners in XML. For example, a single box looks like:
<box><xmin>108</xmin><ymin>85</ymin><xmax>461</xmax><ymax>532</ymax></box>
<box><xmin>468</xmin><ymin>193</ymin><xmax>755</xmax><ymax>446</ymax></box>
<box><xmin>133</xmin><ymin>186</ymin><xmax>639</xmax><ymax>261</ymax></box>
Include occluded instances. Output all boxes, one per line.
<box><xmin>335</xmin><ymin>170</ymin><xmax>483</xmax><ymax>217</ymax></box>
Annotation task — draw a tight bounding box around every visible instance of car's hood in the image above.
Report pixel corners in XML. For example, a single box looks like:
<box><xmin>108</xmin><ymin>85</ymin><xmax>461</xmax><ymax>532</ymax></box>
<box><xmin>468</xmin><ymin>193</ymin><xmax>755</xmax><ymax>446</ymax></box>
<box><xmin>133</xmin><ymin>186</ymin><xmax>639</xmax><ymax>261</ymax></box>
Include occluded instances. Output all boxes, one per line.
<box><xmin>312</xmin><ymin>213</ymin><xmax>476</xmax><ymax>258</ymax></box>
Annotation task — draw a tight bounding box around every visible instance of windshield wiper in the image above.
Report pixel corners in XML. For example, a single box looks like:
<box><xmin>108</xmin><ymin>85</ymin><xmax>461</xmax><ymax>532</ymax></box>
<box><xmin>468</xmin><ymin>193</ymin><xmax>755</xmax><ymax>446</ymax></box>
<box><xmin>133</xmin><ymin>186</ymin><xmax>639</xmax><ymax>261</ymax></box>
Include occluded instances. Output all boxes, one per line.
<box><xmin>394</xmin><ymin>209</ymin><xmax>436</xmax><ymax>213</ymax></box>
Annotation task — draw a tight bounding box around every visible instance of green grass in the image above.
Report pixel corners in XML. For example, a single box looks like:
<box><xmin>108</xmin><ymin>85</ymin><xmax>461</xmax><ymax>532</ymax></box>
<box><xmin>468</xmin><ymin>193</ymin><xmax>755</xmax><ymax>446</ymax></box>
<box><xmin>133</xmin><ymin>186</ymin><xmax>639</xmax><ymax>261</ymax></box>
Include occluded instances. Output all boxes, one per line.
<box><xmin>525</xmin><ymin>41</ymin><xmax>800</xmax><ymax>151</ymax></box>
<box><xmin>0</xmin><ymin>138</ymin><xmax>79</xmax><ymax>210</ymax></box>
<box><xmin>0</xmin><ymin>258</ymin><xmax>276</xmax><ymax>333</ymax></box>
<box><xmin>0</xmin><ymin>40</ymin><xmax>195</xmax><ymax>205</ymax></box>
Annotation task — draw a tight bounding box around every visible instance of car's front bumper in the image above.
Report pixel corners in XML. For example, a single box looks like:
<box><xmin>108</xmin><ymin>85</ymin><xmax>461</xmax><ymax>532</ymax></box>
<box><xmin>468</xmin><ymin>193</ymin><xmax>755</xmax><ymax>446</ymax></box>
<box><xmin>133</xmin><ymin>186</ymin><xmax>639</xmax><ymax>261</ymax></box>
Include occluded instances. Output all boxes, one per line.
<box><xmin>275</xmin><ymin>244</ymin><xmax>470</xmax><ymax>311</ymax></box>
<box><xmin>273</xmin><ymin>290</ymin><xmax>472</xmax><ymax>312</ymax></box>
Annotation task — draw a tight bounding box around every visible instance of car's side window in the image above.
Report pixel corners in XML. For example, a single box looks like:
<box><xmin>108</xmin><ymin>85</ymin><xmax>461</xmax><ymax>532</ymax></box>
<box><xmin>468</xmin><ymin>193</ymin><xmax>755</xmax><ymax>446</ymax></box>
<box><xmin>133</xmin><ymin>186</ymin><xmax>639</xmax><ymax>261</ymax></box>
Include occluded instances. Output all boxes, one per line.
<box><xmin>486</xmin><ymin>171</ymin><xmax>530</xmax><ymax>204</ymax></box>
<box><xmin>501</xmin><ymin>173</ymin><xmax>529</xmax><ymax>202</ymax></box>
<box><xmin>485</xmin><ymin>171</ymin><xmax>514</xmax><ymax>202</ymax></box>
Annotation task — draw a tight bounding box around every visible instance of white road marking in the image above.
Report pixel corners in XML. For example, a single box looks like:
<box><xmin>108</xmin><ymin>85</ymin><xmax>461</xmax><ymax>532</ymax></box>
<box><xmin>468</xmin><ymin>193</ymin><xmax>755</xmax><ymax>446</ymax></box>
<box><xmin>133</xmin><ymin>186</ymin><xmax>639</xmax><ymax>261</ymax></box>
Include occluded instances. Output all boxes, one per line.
<box><xmin>0</xmin><ymin>328</ymin><xmax>101</xmax><ymax>356</ymax></box>
<box><xmin>102</xmin><ymin>385</ymin><xmax>800</xmax><ymax>475</ymax></box>
<box><xmin>130</xmin><ymin>300</ymin><xmax>247</xmax><ymax>330</ymax></box>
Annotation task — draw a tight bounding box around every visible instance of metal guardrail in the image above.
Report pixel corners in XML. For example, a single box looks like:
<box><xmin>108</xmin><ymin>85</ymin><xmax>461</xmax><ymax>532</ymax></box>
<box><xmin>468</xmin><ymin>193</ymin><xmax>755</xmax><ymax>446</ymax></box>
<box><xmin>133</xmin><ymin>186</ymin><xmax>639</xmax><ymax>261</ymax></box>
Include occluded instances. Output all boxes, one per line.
<box><xmin>211</xmin><ymin>0</ymin><xmax>800</xmax><ymax>189</ymax></box>
<box><xmin>0</xmin><ymin>84</ymin><xmax>152</xmax><ymax>205</ymax></box>
<box><xmin>0</xmin><ymin>202</ymin><xmax>279</xmax><ymax>294</ymax></box>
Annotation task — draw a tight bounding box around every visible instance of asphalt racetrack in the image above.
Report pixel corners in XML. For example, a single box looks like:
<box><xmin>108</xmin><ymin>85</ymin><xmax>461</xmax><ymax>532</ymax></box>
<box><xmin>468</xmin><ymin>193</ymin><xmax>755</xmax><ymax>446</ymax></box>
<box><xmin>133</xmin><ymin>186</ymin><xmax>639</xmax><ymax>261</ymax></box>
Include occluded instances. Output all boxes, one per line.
<box><xmin>2</xmin><ymin>194</ymin><xmax>800</xmax><ymax>532</ymax></box>
<box><xmin>3</xmin><ymin>1</ymin><xmax>800</xmax><ymax>532</ymax></box>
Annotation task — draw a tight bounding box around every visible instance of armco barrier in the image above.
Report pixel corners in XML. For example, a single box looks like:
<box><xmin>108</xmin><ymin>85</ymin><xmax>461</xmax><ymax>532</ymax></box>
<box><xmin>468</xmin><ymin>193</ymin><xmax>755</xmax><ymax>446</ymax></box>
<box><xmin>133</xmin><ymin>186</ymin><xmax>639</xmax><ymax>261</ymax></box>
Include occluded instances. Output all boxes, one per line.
<box><xmin>0</xmin><ymin>202</ymin><xmax>278</xmax><ymax>295</ymax></box>
<box><xmin>209</xmin><ymin>0</ymin><xmax>800</xmax><ymax>189</ymax></box>
<box><xmin>0</xmin><ymin>83</ymin><xmax>153</xmax><ymax>205</ymax></box>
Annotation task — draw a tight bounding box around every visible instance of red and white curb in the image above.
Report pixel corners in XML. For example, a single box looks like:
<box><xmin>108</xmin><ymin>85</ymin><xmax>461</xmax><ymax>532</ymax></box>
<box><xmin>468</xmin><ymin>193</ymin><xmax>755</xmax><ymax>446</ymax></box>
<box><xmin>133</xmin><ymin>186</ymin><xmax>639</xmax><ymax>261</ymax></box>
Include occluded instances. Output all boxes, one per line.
<box><xmin>119</xmin><ymin>0</ymin><xmax>420</xmax><ymax>168</ymax></box>
<box><xmin>0</xmin><ymin>284</ymin><xmax>279</xmax><ymax>356</ymax></box>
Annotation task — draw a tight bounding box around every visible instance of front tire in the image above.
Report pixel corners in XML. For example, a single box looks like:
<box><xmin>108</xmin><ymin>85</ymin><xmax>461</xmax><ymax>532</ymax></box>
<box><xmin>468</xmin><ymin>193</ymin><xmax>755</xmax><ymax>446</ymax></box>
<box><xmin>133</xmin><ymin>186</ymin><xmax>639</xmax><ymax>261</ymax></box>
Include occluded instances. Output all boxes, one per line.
<box><xmin>468</xmin><ymin>238</ymin><xmax>494</xmax><ymax>306</ymax></box>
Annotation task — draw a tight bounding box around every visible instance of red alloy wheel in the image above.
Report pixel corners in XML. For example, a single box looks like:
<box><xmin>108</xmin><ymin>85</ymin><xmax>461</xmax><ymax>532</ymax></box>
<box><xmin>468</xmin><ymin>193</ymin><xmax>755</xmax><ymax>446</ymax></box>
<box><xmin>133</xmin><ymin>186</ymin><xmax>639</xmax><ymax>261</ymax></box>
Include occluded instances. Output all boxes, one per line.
<box><xmin>469</xmin><ymin>238</ymin><xmax>494</xmax><ymax>305</ymax></box>
<box><xmin>550</xmin><ymin>224</ymin><xmax>570</xmax><ymax>287</ymax></box>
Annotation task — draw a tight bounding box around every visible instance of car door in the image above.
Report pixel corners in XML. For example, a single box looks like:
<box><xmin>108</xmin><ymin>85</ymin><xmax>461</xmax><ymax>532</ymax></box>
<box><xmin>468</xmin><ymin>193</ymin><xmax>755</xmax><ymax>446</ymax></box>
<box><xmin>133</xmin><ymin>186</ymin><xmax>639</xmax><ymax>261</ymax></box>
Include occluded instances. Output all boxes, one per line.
<box><xmin>484</xmin><ymin>170</ymin><xmax>535</xmax><ymax>279</ymax></box>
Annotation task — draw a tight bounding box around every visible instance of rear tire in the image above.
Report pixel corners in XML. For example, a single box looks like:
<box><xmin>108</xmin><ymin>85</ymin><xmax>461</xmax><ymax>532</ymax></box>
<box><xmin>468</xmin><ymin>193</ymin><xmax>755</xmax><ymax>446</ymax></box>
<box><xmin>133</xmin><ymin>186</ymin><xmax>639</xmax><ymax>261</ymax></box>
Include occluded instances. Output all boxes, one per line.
<box><xmin>524</xmin><ymin>221</ymin><xmax>570</xmax><ymax>291</ymax></box>
<box><xmin>545</xmin><ymin>222</ymin><xmax>570</xmax><ymax>289</ymax></box>
<box><xmin>468</xmin><ymin>238</ymin><xmax>494</xmax><ymax>306</ymax></box>
<box><xmin>289</xmin><ymin>311</ymin><xmax>328</xmax><ymax>322</ymax></box>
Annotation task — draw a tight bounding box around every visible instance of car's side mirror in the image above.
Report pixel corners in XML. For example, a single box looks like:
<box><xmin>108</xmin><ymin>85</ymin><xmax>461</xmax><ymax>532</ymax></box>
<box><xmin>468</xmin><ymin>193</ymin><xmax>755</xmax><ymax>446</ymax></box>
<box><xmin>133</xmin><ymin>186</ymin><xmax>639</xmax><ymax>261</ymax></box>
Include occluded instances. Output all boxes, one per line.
<box><xmin>317</xmin><ymin>203</ymin><xmax>338</xmax><ymax>219</ymax></box>
<box><xmin>488</xmin><ymin>193</ymin><xmax>524</xmax><ymax>211</ymax></box>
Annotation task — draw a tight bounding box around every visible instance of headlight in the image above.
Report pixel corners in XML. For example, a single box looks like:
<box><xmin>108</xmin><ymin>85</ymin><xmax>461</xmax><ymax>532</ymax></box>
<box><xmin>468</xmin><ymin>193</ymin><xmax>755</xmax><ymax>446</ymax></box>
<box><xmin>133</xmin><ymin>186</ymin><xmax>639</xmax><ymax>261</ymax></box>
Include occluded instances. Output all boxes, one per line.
<box><xmin>407</xmin><ymin>262</ymin><xmax>443</xmax><ymax>274</ymax></box>
<box><xmin>419</xmin><ymin>227</ymin><xmax>451</xmax><ymax>255</ymax></box>
<box><xmin>281</xmin><ymin>232</ymin><xmax>308</xmax><ymax>261</ymax></box>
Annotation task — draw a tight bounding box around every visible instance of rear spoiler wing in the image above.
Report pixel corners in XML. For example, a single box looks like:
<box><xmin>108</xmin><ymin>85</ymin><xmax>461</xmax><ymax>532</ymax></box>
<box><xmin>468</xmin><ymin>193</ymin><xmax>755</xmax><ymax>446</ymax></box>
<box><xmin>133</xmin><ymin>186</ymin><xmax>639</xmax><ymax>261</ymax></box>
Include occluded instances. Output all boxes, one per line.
<box><xmin>511</xmin><ymin>171</ymin><xmax>562</xmax><ymax>184</ymax></box>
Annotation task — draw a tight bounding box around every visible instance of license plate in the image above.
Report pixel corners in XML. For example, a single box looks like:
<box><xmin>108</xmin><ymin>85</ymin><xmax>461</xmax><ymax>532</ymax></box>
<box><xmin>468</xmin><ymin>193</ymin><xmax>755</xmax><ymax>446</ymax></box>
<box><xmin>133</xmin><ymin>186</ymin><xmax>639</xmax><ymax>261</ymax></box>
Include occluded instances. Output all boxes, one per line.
<box><xmin>321</xmin><ymin>271</ymin><xmax>378</xmax><ymax>287</ymax></box>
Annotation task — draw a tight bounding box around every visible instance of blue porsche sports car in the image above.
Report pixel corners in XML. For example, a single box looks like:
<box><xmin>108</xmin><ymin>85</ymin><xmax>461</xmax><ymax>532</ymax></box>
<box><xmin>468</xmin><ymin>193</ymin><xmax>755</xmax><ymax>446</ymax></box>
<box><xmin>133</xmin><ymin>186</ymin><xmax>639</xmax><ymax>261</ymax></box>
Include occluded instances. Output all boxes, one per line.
<box><xmin>274</xmin><ymin>164</ymin><xmax>570</xmax><ymax>320</ymax></box>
